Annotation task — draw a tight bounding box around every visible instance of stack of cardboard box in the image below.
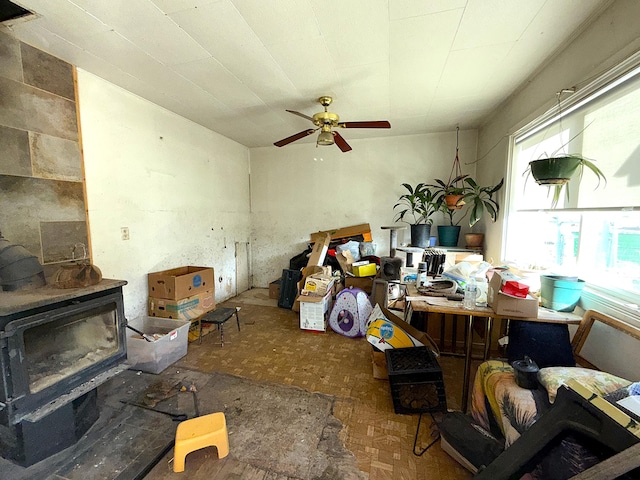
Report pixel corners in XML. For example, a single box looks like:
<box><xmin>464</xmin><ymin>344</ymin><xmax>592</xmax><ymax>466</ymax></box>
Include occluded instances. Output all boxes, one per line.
<box><xmin>294</xmin><ymin>232</ymin><xmax>334</xmax><ymax>331</ymax></box>
<box><xmin>147</xmin><ymin>266</ymin><xmax>216</xmax><ymax>341</ymax></box>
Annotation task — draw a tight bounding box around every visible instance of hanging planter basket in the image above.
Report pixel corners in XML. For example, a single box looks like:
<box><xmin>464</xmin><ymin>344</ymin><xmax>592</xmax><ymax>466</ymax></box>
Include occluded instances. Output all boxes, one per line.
<box><xmin>444</xmin><ymin>194</ymin><xmax>466</xmax><ymax>210</ymax></box>
<box><xmin>529</xmin><ymin>156</ymin><xmax>582</xmax><ymax>185</ymax></box>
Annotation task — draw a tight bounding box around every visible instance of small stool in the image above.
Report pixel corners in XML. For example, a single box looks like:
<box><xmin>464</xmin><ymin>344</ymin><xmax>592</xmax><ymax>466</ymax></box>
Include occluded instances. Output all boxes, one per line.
<box><xmin>173</xmin><ymin>412</ymin><xmax>229</xmax><ymax>473</ymax></box>
<box><xmin>199</xmin><ymin>307</ymin><xmax>240</xmax><ymax>346</ymax></box>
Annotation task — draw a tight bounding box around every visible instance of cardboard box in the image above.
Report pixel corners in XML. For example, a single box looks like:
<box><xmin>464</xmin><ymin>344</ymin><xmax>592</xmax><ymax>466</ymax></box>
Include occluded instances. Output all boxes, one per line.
<box><xmin>344</xmin><ymin>275</ymin><xmax>375</xmax><ymax>294</ymax></box>
<box><xmin>400</xmin><ymin>267</ymin><xmax>417</xmax><ymax>284</ymax></box>
<box><xmin>352</xmin><ymin>263</ymin><xmax>376</xmax><ymax>277</ymax></box>
<box><xmin>368</xmin><ymin>306</ymin><xmax>438</xmax><ymax>379</ymax></box>
<box><xmin>299</xmin><ymin>290</ymin><xmax>333</xmax><ymax>332</ymax></box>
<box><xmin>310</xmin><ymin>223</ymin><xmax>372</xmax><ymax>243</ymax></box>
<box><xmin>269</xmin><ymin>279</ymin><xmax>281</xmax><ymax>299</ymax></box>
<box><xmin>292</xmin><ymin>266</ymin><xmax>331</xmax><ymax>312</ymax></box>
<box><xmin>148</xmin><ymin>266</ymin><xmax>214</xmax><ymax>300</ymax></box>
<box><xmin>443</xmin><ymin>251</ymin><xmax>484</xmax><ymax>271</ymax></box>
<box><xmin>187</xmin><ymin>318</ymin><xmax>216</xmax><ymax>343</ymax></box>
<box><xmin>372</xmin><ymin>349</ymin><xmax>388</xmax><ymax>380</ymax></box>
<box><xmin>126</xmin><ymin>316</ymin><xmax>190</xmax><ymax>374</ymax></box>
<box><xmin>336</xmin><ymin>249</ymin><xmax>355</xmax><ymax>274</ymax></box>
<box><xmin>148</xmin><ymin>289</ymin><xmax>215</xmax><ymax>322</ymax></box>
<box><xmin>302</xmin><ymin>274</ymin><xmax>334</xmax><ymax>297</ymax></box>
<box><xmin>488</xmin><ymin>271</ymin><xmax>538</xmax><ymax>318</ymax></box>
<box><xmin>307</xmin><ymin>232</ymin><xmax>331</xmax><ymax>267</ymax></box>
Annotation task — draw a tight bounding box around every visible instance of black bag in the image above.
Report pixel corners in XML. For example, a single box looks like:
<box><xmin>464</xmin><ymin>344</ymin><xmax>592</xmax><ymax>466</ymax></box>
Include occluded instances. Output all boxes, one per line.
<box><xmin>278</xmin><ymin>269</ymin><xmax>302</xmax><ymax>309</ymax></box>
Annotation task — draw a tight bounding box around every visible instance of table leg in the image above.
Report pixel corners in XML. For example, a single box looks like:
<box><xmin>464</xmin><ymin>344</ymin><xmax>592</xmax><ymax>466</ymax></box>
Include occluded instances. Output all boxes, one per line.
<box><xmin>484</xmin><ymin>317</ymin><xmax>493</xmax><ymax>361</ymax></box>
<box><xmin>452</xmin><ymin>315</ymin><xmax>458</xmax><ymax>354</ymax></box>
<box><xmin>462</xmin><ymin>314</ymin><xmax>474</xmax><ymax>413</ymax></box>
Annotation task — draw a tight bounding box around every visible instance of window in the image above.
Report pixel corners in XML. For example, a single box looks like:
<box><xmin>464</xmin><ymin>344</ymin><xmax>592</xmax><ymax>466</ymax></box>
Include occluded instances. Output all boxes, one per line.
<box><xmin>504</xmin><ymin>52</ymin><xmax>640</xmax><ymax>320</ymax></box>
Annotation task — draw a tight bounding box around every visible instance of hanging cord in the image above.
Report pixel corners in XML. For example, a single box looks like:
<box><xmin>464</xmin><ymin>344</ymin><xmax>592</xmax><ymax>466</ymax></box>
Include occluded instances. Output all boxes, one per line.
<box><xmin>525</xmin><ymin>87</ymin><xmax>578</xmax><ymax>162</ymax></box>
<box><xmin>447</xmin><ymin>126</ymin><xmax>464</xmax><ymax>188</ymax></box>
<box><xmin>413</xmin><ymin>412</ymin><xmax>442</xmax><ymax>456</ymax></box>
<box><xmin>467</xmin><ymin>86</ymin><xmax>576</xmax><ymax>166</ymax></box>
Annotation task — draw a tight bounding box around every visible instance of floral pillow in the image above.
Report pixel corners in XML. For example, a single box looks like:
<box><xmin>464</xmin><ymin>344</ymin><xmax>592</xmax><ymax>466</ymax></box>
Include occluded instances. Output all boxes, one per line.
<box><xmin>538</xmin><ymin>367</ymin><xmax>631</xmax><ymax>403</ymax></box>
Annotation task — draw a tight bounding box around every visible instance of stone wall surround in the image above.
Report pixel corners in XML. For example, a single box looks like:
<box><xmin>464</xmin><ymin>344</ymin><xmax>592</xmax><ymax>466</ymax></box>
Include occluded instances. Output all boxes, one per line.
<box><xmin>0</xmin><ymin>30</ymin><xmax>88</xmax><ymax>277</ymax></box>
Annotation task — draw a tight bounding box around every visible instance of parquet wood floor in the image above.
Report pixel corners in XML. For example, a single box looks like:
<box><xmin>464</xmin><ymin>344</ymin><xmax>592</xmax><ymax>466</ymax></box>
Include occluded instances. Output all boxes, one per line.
<box><xmin>169</xmin><ymin>288</ymin><xmax>474</xmax><ymax>479</ymax></box>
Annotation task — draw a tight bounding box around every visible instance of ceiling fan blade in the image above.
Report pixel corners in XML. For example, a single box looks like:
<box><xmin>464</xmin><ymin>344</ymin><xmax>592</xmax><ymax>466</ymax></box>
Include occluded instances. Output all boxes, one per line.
<box><xmin>274</xmin><ymin>129</ymin><xmax>316</xmax><ymax>147</ymax></box>
<box><xmin>333</xmin><ymin>132</ymin><xmax>352</xmax><ymax>152</ymax></box>
<box><xmin>286</xmin><ymin>109</ymin><xmax>314</xmax><ymax>122</ymax></box>
<box><xmin>338</xmin><ymin>121</ymin><xmax>391</xmax><ymax>129</ymax></box>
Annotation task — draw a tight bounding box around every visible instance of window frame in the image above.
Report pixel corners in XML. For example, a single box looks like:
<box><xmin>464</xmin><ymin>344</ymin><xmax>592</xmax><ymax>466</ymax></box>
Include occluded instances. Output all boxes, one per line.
<box><xmin>503</xmin><ymin>49</ymin><xmax>640</xmax><ymax>325</ymax></box>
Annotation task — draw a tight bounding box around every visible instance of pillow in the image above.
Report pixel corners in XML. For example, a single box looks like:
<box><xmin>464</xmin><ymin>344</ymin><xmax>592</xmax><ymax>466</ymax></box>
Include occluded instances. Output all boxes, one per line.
<box><xmin>538</xmin><ymin>366</ymin><xmax>630</xmax><ymax>403</ymax></box>
<box><xmin>507</xmin><ymin>321</ymin><xmax>575</xmax><ymax>368</ymax></box>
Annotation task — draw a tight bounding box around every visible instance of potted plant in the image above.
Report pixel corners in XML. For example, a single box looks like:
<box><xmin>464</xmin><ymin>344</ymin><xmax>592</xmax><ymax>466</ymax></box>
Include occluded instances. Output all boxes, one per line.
<box><xmin>430</xmin><ymin>176</ymin><xmax>504</xmax><ymax>247</ymax></box>
<box><xmin>430</xmin><ymin>175</ymin><xmax>468</xmax><ymax>246</ymax></box>
<box><xmin>393</xmin><ymin>183</ymin><xmax>437</xmax><ymax>247</ymax></box>
<box><xmin>525</xmin><ymin>116</ymin><xmax>606</xmax><ymax>207</ymax></box>
<box><xmin>527</xmin><ymin>154</ymin><xmax>606</xmax><ymax>208</ymax></box>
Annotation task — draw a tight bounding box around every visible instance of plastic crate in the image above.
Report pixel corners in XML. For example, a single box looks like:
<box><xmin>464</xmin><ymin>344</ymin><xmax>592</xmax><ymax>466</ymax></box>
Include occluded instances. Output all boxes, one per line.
<box><xmin>385</xmin><ymin>346</ymin><xmax>447</xmax><ymax>414</ymax></box>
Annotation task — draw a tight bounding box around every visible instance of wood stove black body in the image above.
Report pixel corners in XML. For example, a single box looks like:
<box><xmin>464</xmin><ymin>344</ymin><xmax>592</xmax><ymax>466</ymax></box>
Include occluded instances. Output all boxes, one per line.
<box><xmin>0</xmin><ymin>279</ymin><xmax>128</xmax><ymax>466</ymax></box>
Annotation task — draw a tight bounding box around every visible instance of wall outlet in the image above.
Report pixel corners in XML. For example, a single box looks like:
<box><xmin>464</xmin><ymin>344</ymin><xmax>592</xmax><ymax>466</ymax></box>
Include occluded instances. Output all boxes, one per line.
<box><xmin>121</xmin><ymin>227</ymin><xmax>130</xmax><ymax>240</ymax></box>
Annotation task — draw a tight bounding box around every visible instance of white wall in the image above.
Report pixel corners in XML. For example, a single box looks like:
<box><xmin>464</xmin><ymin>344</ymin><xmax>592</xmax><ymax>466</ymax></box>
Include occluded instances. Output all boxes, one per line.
<box><xmin>77</xmin><ymin>70</ymin><xmax>250</xmax><ymax>320</ymax></box>
<box><xmin>477</xmin><ymin>0</ymin><xmax>640</xmax><ymax>264</ymax></box>
<box><xmin>249</xmin><ymin>130</ymin><xmax>480</xmax><ymax>287</ymax></box>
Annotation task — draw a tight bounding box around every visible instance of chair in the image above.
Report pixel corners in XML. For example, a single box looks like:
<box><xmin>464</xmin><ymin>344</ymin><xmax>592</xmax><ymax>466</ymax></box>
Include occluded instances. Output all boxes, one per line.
<box><xmin>199</xmin><ymin>306</ymin><xmax>240</xmax><ymax>346</ymax></box>
<box><xmin>173</xmin><ymin>412</ymin><xmax>229</xmax><ymax>473</ymax></box>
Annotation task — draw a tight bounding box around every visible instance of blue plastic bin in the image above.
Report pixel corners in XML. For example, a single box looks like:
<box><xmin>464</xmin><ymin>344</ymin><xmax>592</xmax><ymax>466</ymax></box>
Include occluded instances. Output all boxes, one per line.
<box><xmin>540</xmin><ymin>275</ymin><xmax>585</xmax><ymax>312</ymax></box>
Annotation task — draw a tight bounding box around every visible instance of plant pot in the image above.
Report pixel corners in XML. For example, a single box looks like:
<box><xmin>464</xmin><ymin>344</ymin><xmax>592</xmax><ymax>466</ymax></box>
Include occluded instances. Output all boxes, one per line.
<box><xmin>437</xmin><ymin>225</ymin><xmax>460</xmax><ymax>247</ymax></box>
<box><xmin>444</xmin><ymin>194</ymin><xmax>465</xmax><ymax>210</ymax></box>
<box><xmin>540</xmin><ymin>275</ymin><xmax>585</xmax><ymax>312</ymax></box>
<box><xmin>464</xmin><ymin>233</ymin><xmax>484</xmax><ymax>248</ymax></box>
<box><xmin>529</xmin><ymin>156</ymin><xmax>582</xmax><ymax>185</ymax></box>
<box><xmin>410</xmin><ymin>224</ymin><xmax>431</xmax><ymax>248</ymax></box>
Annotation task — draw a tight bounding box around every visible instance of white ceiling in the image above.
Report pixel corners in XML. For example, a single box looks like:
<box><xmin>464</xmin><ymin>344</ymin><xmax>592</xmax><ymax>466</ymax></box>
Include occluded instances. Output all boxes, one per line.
<box><xmin>5</xmin><ymin>0</ymin><xmax>609</xmax><ymax>149</ymax></box>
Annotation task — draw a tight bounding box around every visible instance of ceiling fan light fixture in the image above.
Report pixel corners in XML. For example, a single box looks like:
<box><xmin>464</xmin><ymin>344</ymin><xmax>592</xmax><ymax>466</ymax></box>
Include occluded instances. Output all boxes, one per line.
<box><xmin>274</xmin><ymin>96</ymin><xmax>390</xmax><ymax>152</ymax></box>
<box><xmin>317</xmin><ymin>130</ymin><xmax>334</xmax><ymax>146</ymax></box>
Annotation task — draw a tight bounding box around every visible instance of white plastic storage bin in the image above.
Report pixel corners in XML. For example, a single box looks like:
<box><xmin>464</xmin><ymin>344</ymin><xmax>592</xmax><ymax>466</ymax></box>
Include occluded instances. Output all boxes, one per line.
<box><xmin>126</xmin><ymin>316</ymin><xmax>189</xmax><ymax>374</ymax></box>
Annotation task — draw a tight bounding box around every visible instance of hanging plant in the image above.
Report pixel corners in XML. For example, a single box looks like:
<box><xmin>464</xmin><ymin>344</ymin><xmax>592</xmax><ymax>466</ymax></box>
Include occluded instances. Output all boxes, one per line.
<box><xmin>461</xmin><ymin>177</ymin><xmax>504</xmax><ymax>227</ymax></box>
<box><xmin>526</xmin><ymin>154</ymin><xmax>606</xmax><ymax>208</ymax></box>
<box><xmin>432</xmin><ymin>127</ymin><xmax>467</xmax><ymax>213</ymax></box>
<box><xmin>524</xmin><ymin>92</ymin><xmax>606</xmax><ymax>208</ymax></box>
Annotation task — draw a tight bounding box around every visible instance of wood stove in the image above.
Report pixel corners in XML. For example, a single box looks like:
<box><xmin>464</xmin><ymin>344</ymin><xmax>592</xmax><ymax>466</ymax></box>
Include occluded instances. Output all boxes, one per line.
<box><xmin>0</xmin><ymin>279</ymin><xmax>129</xmax><ymax>466</ymax></box>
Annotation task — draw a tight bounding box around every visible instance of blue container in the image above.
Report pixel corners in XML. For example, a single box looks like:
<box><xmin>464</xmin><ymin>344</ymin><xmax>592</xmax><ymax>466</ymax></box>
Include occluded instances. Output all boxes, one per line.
<box><xmin>540</xmin><ymin>275</ymin><xmax>585</xmax><ymax>312</ymax></box>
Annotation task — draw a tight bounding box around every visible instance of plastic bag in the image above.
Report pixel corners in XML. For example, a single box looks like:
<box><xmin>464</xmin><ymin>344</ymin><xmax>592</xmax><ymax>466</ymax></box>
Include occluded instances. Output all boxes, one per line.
<box><xmin>336</xmin><ymin>241</ymin><xmax>361</xmax><ymax>262</ymax></box>
<box><xmin>359</xmin><ymin>242</ymin><xmax>376</xmax><ymax>257</ymax></box>
<box><xmin>442</xmin><ymin>261</ymin><xmax>475</xmax><ymax>284</ymax></box>
<box><xmin>442</xmin><ymin>262</ymin><xmax>493</xmax><ymax>292</ymax></box>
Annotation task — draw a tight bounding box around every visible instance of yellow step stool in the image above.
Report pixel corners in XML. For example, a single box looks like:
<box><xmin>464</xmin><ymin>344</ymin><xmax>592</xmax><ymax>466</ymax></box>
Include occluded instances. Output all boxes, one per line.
<box><xmin>173</xmin><ymin>412</ymin><xmax>229</xmax><ymax>473</ymax></box>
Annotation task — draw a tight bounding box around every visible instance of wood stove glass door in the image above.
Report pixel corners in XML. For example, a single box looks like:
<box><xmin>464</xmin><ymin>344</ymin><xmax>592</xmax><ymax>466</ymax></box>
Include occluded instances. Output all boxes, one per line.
<box><xmin>22</xmin><ymin>302</ymin><xmax>119</xmax><ymax>393</ymax></box>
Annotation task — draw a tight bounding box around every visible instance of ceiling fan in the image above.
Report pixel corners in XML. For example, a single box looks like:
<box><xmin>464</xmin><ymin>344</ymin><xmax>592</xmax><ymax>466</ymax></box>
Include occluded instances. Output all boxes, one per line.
<box><xmin>273</xmin><ymin>96</ymin><xmax>391</xmax><ymax>152</ymax></box>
